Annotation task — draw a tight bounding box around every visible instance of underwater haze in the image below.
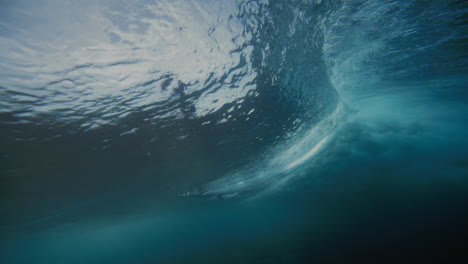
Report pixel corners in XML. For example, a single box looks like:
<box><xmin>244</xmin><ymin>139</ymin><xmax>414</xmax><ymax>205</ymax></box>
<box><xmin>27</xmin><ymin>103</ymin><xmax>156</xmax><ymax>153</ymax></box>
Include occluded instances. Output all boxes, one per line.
<box><xmin>1</xmin><ymin>0</ymin><xmax>467</xmax><ymax>263</ymax></box>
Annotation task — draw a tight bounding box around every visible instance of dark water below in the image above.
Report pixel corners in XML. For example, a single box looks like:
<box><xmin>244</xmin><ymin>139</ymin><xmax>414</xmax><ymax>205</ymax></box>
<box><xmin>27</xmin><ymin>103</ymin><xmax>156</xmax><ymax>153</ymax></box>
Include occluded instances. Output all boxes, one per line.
<box><xmin>1</xmin><ymin>0</ymin><xmax>467</xmax><ymax>263</ymax></box>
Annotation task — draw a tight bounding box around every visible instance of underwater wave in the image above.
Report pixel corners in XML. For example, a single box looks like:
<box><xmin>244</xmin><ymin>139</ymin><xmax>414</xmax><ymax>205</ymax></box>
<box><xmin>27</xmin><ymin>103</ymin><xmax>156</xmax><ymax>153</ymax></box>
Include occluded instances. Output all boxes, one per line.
<box><xmin>1</xmin><ymin>0</ymin><xmax>467</xmax><ymax>225</ymax></box>
<box><xmin>1</xmin><ymin>0</ymin><xmax>468</xmax><ymax>263</ymax></box>
<box><xmin>1</xmin><ymin>0</ymin><xmax>343</xmax><ymax>222</ymax></box>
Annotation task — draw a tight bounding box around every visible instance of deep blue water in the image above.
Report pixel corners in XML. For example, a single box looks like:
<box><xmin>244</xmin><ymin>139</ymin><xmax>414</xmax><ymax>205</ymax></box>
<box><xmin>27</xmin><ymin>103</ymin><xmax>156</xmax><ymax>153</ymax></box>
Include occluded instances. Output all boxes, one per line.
<box><xmin>1</xmin><ymin>0</ymin><xmax>467</xmax><ymax>263</ymax></box>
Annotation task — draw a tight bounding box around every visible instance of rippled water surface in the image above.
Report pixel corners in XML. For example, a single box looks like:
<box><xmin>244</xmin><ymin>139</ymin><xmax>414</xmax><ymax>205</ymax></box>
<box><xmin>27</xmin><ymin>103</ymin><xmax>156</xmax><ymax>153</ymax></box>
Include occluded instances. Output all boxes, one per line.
<box><xmin>1</xmin><ymin>0</ymin><xmax>467</xmax><ymax>263</ymax></box>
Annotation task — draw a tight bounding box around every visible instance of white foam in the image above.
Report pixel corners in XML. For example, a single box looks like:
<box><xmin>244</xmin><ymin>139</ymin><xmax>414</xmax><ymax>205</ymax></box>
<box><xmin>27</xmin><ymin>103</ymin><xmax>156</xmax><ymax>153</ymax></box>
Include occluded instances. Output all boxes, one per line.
<box><xmin>285</xmin><ymin>134</ymin><xmax>330</xmax><ymax>170</ymax></box>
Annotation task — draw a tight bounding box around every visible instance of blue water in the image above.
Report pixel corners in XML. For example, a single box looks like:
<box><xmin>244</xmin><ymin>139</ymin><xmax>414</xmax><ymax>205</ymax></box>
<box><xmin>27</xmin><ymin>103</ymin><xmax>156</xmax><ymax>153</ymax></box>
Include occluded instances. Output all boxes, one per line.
<box><xmin>1</xmin><ymin>0</ymin><xmax>467</xmax><ymax>263</ymax></box>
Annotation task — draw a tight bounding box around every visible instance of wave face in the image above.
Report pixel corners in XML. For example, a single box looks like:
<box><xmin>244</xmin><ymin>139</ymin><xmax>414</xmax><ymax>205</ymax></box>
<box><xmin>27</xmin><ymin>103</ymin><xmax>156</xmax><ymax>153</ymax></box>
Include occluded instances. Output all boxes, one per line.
<box><xmin>1</xmin><ymin>1</ymin><xmax>467</xmax><ymax>262</ymax></box>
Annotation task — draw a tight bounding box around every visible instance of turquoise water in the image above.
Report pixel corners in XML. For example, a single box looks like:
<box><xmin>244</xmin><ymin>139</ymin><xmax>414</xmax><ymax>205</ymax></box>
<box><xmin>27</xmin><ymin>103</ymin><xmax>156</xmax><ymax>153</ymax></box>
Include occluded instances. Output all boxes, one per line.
<box><xmin>1</xmin><ymin>0</ymin><xmax>467</xmax><ymax>263</ymax></box>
